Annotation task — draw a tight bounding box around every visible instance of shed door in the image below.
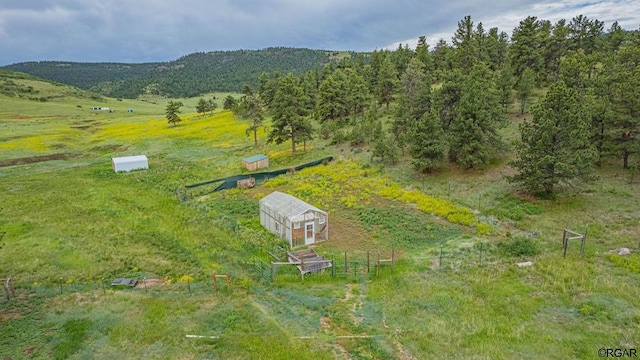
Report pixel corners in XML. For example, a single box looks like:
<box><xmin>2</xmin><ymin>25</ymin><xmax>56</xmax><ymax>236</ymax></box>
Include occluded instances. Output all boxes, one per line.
<box><xmin>304</xmin><ymin>222</ymin><xmax>315</xmax><ymax>245</ymax></box>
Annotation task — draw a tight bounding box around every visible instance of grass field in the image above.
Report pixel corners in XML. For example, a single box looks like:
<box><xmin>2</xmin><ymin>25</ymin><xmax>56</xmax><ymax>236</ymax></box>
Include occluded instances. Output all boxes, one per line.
<box><xmin>1</xmin><ymin>74</ymin><xmax>639</xmax><ymax>359</ymax></box>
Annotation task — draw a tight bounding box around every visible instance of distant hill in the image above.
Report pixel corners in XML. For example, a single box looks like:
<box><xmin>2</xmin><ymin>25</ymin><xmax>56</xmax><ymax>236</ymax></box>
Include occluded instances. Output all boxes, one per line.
<box><xmin>0</xmin><ymin>68</ymin><xmax>104</xmax><ymax>102</ymax></box>
<box><xmin>3</xmin><ymin>48</ymin><xmax>341</xmax><ymax>99</ymax></box>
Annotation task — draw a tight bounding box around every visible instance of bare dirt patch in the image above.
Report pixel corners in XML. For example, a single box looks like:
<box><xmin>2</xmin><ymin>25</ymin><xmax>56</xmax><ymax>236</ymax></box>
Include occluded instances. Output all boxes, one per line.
<box><xmin>328</xmin><ymin>212</ymin><xmax>376</xmax><ymax>251</ymax></box>
<box><xmin>0</xmin><ymin>152</ymin><xmax>82</xmax><ymax>167</ymax></box>
<box><xmin>90</xmin><ymin>144</ymin><xmax>127</xmax><ymax>153</ymax></box>
<box><xmin>135</xmin><ymin>278</ymin><xmax>166</xmax><ymax>289</ymax></box>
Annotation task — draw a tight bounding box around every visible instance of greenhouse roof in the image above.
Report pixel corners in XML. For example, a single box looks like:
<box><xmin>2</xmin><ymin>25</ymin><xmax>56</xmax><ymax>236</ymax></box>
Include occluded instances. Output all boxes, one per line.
<box><xmin>259</xmin><ymin>191</ymin><xmax>325</xmax><ymax>219</ymax></box>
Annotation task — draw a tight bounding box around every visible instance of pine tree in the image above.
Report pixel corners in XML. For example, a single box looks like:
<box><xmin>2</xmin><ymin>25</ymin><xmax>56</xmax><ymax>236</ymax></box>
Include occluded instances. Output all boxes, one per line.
<box><xmin>238</xmin><ymin>88</ymin><xmax>264</xmax><ymax>148</ymax></box>
<box><xmin>376</xmin><ymin>55</ymin><xmax>398</xmax><ymax>110</ymax></box>
<box><xmin>223</xmin><ymin>95</ymin><xmax>237</xmax><ymax>110</ymax></box>
<box><xmin>610</xmin><ymin>44</ymin><xmax>640</xmax><ymax>168</ymax></box>
<box><xmin>267</xmin><ymin>73</ymin><xmax>309</xmax><ymax>156</ymax></box>
<box><xmin>196</xmin><ymin>98</ymin><xmax>208</xmax><ymax>115</ymax></box>
<box><xmin>317</xmin><ymin>69</ymin><xmax>348</xmax><ymax>123</ymax></box>
<box><xmin>510</xmin><ymin>16</ymin><xmax>544</xmax><ymax>79</ymax></box>
<box><xmin>165</xmin><ymin>100</ymin><xmax>183</xmax><ymax>126</ymax></box>
<box><xmin>448</xmin><ymin>63</ymin><xmax>506</xmax><ymax>168</ymax></box>
<box><xmin>409</xmin><ymin>109</ymin><xmax>447</xmax><ymax>173</ymax></box>
<box><xmin>452</xmin><ymin>15</ymin><xmax>477</xmax><ymax>70</ymax></box>
<box><xmin>508</xmin><ymin>81</ymin><xmax>597</xmax><ymax>195</ymax></box>
<box><xmin>498</xmin><ymin>63</ymin><xmax>515</xmax><ymax>112</ymax></box>
<box><xmin>393</xmin><ymin>58</ymin><xmax>431</xmax><ymax>154</ymax></box>
<box><xmin>517</xmin><ymin>68</ymin><xmax>535</xmax><ymax>114</ymax></box>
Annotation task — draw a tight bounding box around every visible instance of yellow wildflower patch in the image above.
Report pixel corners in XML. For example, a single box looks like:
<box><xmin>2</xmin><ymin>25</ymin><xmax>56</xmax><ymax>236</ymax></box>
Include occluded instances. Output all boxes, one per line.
<box><xmin>91</xmin><ymin>111</ymin><xmax>247</xmax><ymax>144</ymax></box>
<box><xmin>264</xmin><ymin>160</ymin><xmax>481</xmax><ymax>227</ymax></box>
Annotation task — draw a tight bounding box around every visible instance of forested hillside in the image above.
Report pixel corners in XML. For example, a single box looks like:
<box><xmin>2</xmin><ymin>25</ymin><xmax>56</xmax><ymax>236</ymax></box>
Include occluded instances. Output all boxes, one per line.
<box><xmin>3</xmin><ymin>47</ymin><xmax>335</xmax><ymax>98</ymax></box>
<box><xmin>238</xmin><ymin>15</ymin><xmax>640</xmax><ymax>196</ymax></box>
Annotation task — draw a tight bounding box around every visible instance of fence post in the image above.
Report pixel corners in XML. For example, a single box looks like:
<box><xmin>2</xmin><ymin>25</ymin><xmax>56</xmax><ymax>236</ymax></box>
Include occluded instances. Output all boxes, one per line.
<box><xmin>581</xmin><ymin>225</ymin><xmax>588</xmax><ymax>256</ymax></box>
<box><xmin>331</xmin><ymin>260</ymin><xmax>335</xmax><ymax>278</ymax></box>
<box><xmin>59</xmin><ymin>277</ymin><xmax>63</xmax><ymax>294</ymax></box>
<box><xmin>562</xmin><ymin>229</ymin><xmax>568</xmax><ymax>258</ymax></box>
<box><xmin>101</xmin><ymin>277</ymin><xmax>106</xmax><ymax>295</ymax></box>
<box><xmin>344</xmin><ymin>252</ymin><xmax>347</xmax><ymax>273</ymax></box>
<box><xmin>439</xmin><ymin>246</ymin><xmax>443</xmax><ymax>270</ymax></box>
<box><xmin>271</xmin><ymin>263</ymin><xmax>275</xmax><ymax>281</ymax></box>
<box><xmin>367</xmin><ymin>250</ymin><xmax>370</xmax><ymax>273</ymax></box>
<box><xmin>391</xmin><ymin>247</ymin><xmax>395</xmax><ymax>272</ymax></box>
<box><xmin>479</xmin><ymin>243</ymin><xmax>483</xmax><ymax>266</ymax></box>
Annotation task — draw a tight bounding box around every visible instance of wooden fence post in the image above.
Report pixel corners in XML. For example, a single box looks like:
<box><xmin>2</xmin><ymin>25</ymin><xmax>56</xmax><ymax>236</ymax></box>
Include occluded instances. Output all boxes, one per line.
<box><xmin>391</xmin><ymin>247</ymin><xmax>395</xmax><ymax>272</ymax></box>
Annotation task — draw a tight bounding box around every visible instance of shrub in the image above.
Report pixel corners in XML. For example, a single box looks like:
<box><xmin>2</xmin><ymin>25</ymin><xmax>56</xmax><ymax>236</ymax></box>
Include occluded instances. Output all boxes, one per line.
<box><xmin>497</xmin><ymin>236</ymin><xmax>539</xmax><ymax>257</ymax></box>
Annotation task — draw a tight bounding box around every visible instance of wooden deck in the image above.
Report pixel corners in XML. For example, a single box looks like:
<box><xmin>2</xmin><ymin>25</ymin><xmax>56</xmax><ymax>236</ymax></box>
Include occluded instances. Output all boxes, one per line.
<box><xmin>287</xmin><ymin>248</ymin><xmax>332</xmax><ymax>278</ymax></box>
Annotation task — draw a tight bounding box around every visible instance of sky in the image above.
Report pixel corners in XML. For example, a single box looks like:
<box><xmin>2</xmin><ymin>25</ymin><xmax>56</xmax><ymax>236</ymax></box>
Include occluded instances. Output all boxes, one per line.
<box><xmin>0</xmin><ymin>0</ymin><xmax>639</xmax><ymax>66</ymax></box>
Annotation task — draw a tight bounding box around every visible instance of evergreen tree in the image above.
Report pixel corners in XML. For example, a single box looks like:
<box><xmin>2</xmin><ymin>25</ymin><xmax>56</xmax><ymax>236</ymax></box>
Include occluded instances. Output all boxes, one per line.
<box><xmin>257</xmin><ymin>71</ymin><xmax>280</xmax><ymax>107</ymax></box>
<box><xmin>207</xmin><ymin>98</ymin><xmax>217</xmax><ymax>115</ymax></box>
<box><xmin>498</xmin><ymin>63</ymin><xmax>515</xmax><ymax>112</ymax></box>
<box><xmin>544</xmin><ymin>19</ymin><xmax>570</xmax><ymax>82</ymax></box>
<box><xmin>394</xmin><ymin>58</ymin><xmax>431</xmax><ymax>153</ymax></box>
<box><xmin>610</xmin><ymin>44</ymin><xmax>640</xmax><ymax>168</ymax></box>
<box><xmin>376</xmin><ymin>54</ymin><xmax>398</xmax><ymax>110</ymax></box>
<box><xmin>223</xmin><ymin>95</ymin><xmax>237</xmax><ymax>110</ymax></box>
<box><xmin>196</xmin><ymin>97</ymin><xmax>208</xmax><ymax>115</ymax></box>
<box><xmin>344</xmin><ymin>67</ymin><xmax>370</xmax><ymax>117</ymax></box>
<box><xmin>373</xmin><ymin>131</ymin><xmax>399</xmax><ymax>164</ymax></box>
<box><xmin>568</xmin><ymin>15</ymin><xmax>604</xmax><ymax>55</ymax></box>
<box><xmin>485</xmin><ymin>27</ymin><xmax>509</xmax><ymax>71</ymax></box>
<box><xmin>432</xmin><ymin>39</ymin><xmax>455</xmax><ymax>81</ymax></box>
<box><xmin>415</xmin><ymin>36</ymin><xmax>434</xmax><ymax>72</ymax></box>
<box><xmin>409</xmin><ymin>109</ymin><xmax>447</xmax><ymax>173</ymax></box>
<box><xmin>433</xmin><ymin>70</ymin><xmax>463</xmax><ymax>131</ymax></box>
<box><xmin>517</xmin><ymin>68</ymin><xmax>536</xmax><ymax>114</ymax></box>
<box><xmin>508</xmin><ymin>81</ymin><xmax>597</xmax><ymax>195</ymax></box>
<box><xmin>510</xmin><ymin>16</ymin><xmax>544</xmax><ymax>79</ymax></box>
<box><xmin>452</xmin><ymin>15</ymin><xmax>477</xmax><ymax>70</ymax></box>
<box><xmin>317</xmin><ymin>69</ymin><xmax>348</xmax><ymax>123</ymax></box>
<box><xmin>267</xmin><ymin>73</ymin><xmax>309</xmax><ymax>156</ymax></box>
<box><xmin>238</xmin><ymin>88</ymin><xmax>265</xmax><ymax>148</ymax></box>
<box><xmin>165</xmin><ymin>100</ymin><xmax>183</xmax><ymax>126</ymax></box>
<box><xmin>448</xmin><ymin>63</ymin><xmax>506</xmax><ymax>168</ymax></box>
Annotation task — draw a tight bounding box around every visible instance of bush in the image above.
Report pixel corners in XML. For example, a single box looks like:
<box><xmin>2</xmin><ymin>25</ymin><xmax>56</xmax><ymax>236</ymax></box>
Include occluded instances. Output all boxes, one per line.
<box><xmin>497</xmin><ymin>236</ymin><xmax>539</xmax><ymax>257</ymax></box>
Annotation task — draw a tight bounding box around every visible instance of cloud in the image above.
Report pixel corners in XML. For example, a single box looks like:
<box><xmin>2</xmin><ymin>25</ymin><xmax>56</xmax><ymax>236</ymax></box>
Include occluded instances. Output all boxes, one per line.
<box><xmin>0</xmin><ymin>0</ymin><xmax>638</xmax><ymax>65</ymax></box>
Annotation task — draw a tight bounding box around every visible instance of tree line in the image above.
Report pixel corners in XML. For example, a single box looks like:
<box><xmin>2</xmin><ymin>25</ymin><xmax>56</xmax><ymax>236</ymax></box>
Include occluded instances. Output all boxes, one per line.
<box><xmin>233</xmin><ymin>14</ymin><xmax>639</xmax><ymax>197</ymax></box>
<box><xmin>3</xmin><ymin>48</ymin><xmax>335</xmax><ymax>99</ymax></box>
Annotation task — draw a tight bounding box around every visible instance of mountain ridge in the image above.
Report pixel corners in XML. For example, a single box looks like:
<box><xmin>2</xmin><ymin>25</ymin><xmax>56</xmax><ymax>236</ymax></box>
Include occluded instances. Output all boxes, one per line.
<box><xmin>3</xmin><ymin>47</ymin><xmax>353</xmax><ymax>98</ymax></box>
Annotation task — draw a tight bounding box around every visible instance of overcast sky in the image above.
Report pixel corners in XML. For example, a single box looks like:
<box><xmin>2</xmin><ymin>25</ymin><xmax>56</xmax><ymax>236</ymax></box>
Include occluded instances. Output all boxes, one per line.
<box><xmin>1</xmin><ymin>0</ymin><xmax>638</xmax><ymax>66</ymax></box>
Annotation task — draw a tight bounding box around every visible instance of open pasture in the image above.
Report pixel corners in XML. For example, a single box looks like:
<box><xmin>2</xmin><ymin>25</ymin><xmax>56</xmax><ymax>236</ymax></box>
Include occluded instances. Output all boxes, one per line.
<box><xmin>1</xmin><ymin>83</ymin><xmax>640</xmax><ymax>359</ymax></box>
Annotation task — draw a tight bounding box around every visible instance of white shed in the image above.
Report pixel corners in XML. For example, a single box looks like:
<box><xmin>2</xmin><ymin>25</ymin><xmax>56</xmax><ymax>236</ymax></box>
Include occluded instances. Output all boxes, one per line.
<box><xmin>259</xmin><ymin>191</ymin><xmax>328</xmax><ymax>248</ymax></box>
<box><xmin>112</xmin><ymin>155</ymin><xmax>149</xmax><ymax>172</ymax></box>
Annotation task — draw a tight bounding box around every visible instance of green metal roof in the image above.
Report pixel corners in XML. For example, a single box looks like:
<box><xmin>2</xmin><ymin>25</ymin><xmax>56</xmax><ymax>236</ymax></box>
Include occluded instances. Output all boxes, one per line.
<box><xmin>243</xmin><ymin>154</ymin><xmax>268</xmax><ymax>163</ymax></box>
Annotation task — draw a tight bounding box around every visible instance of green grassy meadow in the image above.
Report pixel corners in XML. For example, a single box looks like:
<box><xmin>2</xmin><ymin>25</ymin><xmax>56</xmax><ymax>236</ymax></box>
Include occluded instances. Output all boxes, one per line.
<box><xmin>1</xmin><ymin>75</ymin><xmax>639</xmax><ymax>359</ymax></box>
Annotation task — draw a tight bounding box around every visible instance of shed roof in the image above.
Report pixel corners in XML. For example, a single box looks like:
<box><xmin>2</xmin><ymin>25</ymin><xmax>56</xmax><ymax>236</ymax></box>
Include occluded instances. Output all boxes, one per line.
<box><xmin>243</xmin><ymin>154</ymin><xmax>268</xmax><ymax>163</ymax></box>
<box><xmin>112</xmin><ymin>155</ymin><xmax>148</xmax><ymax>164</ymax></box>
<box><xmin>259</xmin><ymin>191</ymin><xmax>325</xmax><ymax>220</ymax></box>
